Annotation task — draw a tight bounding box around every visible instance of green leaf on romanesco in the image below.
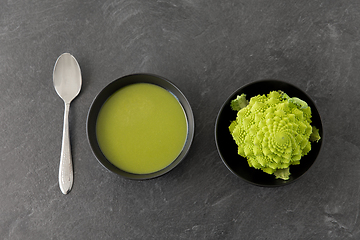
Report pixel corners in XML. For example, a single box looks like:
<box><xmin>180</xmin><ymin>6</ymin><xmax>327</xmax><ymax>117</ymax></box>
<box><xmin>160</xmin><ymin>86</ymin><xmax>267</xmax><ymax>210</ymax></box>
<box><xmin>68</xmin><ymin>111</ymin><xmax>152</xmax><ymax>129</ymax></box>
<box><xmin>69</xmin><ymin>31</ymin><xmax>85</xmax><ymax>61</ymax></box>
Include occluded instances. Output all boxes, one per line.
<box><xmin>310</xmin><ymin>126</ymin><xmax>321</xmax><ymax>143</ymax></box>
<box><xmin>274</xmin><ymin>168</ymin><xmax>290</xmax><ymax>180</ymax></box>
<box><xmin>230</xmin><ymin>93</ymin><xmax>249</xmax><ymax>111</ymax></box>
<box><xmin>280</xmin><ymin>91</ymin><xmax>308</xmax><ymax>109</ymax></box>
<box><xmin>288</xmin><ymin>97</ymin><xmax>308</xmax><ymax>109</ymax></box>
<box><xmin>229</xmin><ymin>90</ymin><xmax>321</xmax><ymax>180</ymax></box>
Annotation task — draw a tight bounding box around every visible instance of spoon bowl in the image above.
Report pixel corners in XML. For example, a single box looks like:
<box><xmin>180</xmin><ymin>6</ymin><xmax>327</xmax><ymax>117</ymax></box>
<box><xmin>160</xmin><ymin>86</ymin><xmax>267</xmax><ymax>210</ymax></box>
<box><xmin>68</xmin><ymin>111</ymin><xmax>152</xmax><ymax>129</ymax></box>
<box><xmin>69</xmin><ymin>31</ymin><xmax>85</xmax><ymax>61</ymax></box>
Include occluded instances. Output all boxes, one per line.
<box><xmin>53</xmin><ymin>53</ymin><xmax>82</xmax><ymax>103</ymax></box>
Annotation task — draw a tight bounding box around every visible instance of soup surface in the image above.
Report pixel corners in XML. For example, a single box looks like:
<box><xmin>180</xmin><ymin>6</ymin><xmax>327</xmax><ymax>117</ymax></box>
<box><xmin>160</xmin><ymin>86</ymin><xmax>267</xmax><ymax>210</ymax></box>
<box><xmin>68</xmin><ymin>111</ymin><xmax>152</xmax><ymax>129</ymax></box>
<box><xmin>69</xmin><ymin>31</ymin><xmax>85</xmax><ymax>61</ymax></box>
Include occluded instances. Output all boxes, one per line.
<box><xmin>96</xmin><ymin>83</ymin><xmax>188</xmax><ymax>174</ymax></box>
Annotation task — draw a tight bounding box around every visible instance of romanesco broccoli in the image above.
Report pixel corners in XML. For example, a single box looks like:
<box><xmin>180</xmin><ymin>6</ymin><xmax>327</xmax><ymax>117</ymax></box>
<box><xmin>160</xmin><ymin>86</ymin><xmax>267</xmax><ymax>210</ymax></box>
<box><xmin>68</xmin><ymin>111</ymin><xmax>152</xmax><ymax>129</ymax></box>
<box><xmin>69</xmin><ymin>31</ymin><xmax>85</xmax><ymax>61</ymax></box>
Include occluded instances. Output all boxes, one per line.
<box><xmin>229</xmin><ymin>90</ymin><xmax>321</xmax><ymax>180</ymax></box>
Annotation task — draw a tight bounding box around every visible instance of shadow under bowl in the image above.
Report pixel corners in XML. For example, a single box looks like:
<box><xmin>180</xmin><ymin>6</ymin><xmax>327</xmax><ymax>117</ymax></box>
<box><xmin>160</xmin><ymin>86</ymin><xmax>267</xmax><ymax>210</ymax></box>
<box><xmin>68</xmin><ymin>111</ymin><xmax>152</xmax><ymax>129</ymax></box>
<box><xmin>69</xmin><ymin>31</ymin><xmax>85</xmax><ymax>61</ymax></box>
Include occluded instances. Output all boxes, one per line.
<box><xmin>215</xmin><ymin>80</ymin><xmax>323</xmax><ymax>187</ymax></box>
<box><xmin>87</xmin><ymin>73</ymin><xmax>195</xmax><ymax>180</ymax></box>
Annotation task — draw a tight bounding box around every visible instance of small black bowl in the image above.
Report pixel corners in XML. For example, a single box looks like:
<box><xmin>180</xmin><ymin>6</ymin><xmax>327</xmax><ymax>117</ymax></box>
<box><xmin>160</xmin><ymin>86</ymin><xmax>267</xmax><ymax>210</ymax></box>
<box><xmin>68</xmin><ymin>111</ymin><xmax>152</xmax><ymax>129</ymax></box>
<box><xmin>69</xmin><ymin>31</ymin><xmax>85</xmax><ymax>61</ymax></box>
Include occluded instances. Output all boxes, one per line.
<box><xmin>87</xmin><ymin>73</ymin><xmax>195</xmax><ymax>180</ymax></box>
<box><xmin>215</xmin><ymin>80</ymin><xmax>323</xmax><ymax>187</ymax></box>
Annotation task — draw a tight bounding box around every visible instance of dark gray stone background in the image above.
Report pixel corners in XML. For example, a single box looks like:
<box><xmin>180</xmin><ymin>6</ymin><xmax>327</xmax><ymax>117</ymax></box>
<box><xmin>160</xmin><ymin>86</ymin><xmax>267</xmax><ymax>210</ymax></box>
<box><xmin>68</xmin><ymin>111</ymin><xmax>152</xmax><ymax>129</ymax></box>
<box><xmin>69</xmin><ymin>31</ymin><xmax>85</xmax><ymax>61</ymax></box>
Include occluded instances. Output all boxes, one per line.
<box><xmin>1</xmin><ymin>0</ymin><xmax>360</xmax><ymax>239</ymax></box>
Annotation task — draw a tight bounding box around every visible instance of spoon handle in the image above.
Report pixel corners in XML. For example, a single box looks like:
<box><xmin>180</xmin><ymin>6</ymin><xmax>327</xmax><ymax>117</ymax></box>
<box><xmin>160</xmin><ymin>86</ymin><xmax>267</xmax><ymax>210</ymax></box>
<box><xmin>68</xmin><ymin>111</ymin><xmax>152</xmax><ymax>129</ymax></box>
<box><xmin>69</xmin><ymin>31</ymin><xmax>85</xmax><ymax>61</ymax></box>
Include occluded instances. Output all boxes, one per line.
<box><xmin>59</xmin><ymin>102</ymin><xmax>73</xmax><ymax>194</ymax></box>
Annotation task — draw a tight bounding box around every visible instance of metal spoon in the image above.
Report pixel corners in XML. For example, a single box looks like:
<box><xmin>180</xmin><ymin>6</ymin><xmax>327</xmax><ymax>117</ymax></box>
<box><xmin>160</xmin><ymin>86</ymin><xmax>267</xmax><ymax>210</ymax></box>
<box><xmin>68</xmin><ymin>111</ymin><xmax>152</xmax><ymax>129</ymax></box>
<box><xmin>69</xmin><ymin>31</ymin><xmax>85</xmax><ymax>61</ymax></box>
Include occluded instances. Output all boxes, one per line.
<box><xmin>53</xmin><ymin>53</ymin><xmax>82</xmax><ymax>194</ymax></box>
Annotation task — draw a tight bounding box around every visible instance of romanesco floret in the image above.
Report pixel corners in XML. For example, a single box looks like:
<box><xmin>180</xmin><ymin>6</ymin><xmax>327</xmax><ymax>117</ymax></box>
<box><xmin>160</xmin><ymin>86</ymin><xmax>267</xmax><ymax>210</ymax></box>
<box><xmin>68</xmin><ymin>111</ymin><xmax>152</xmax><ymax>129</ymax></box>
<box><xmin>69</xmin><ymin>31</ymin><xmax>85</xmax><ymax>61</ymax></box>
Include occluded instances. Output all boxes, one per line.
<box><xmin>229</xmin><ymin>90</ymin><xmax>321</xmax><ymax>180</ymax></box>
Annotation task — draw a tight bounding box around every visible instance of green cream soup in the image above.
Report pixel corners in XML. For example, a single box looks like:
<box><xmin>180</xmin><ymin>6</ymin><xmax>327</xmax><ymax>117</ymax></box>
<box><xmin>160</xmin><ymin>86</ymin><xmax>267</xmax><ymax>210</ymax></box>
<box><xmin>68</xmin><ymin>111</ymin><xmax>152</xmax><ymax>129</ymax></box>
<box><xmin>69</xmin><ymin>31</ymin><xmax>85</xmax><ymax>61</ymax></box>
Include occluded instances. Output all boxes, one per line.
<box><xmin>96</xmin><ymin>83</ymin><xmax>188</xmax><ymax>174</ymax></box>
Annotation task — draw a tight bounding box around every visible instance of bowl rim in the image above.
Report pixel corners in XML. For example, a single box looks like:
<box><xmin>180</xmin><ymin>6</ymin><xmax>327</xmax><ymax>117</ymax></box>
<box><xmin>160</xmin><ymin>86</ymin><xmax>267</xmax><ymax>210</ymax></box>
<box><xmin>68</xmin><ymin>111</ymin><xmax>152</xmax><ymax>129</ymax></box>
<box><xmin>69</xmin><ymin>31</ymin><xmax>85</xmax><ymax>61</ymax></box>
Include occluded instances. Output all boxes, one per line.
<box><xmin>215</xmin><ymin>79</ymin><xmax>324</xmax><ymax>187</ymax></box>
<box><xmin>86</xmin><ymin>73</ymin><xmax>195</xmax><ymax>180</ymax></box>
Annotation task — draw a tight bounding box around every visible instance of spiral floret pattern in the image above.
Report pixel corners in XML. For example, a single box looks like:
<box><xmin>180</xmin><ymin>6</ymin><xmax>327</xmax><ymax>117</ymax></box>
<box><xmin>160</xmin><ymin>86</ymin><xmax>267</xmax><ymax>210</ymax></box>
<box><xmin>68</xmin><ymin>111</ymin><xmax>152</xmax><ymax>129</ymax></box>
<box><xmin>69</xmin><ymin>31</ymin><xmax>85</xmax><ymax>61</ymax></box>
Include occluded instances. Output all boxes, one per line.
<box><xmin>229</xmin><ymin>91</ymin><xmax>317</xmax><ymax>180</ymax></box>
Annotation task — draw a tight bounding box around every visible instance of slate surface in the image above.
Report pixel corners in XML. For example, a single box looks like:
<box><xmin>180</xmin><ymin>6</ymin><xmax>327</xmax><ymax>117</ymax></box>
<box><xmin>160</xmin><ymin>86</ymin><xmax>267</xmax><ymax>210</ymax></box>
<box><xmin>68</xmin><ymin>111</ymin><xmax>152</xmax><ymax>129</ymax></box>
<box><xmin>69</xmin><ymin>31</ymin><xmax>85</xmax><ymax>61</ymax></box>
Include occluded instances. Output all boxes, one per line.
<box><xmin>1</xmin><ymin>0</ymin><xmax>360</xmax><ymax>239</ymax></box>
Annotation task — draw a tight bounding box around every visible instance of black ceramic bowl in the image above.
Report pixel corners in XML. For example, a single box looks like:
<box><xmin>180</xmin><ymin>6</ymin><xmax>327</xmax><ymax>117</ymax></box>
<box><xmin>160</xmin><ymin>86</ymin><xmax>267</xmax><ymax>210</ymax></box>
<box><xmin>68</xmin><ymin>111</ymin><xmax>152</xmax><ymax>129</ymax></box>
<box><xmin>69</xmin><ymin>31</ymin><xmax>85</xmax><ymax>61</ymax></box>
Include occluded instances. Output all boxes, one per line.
<box><xmin>215</xmin><ymin>80</ymin><xmax>323</xmax><ymax>187</ymax></box>
<box><xmin>87</xmin><ymin>73</ymin><xmax>195</xmax><ymax>180</ymax></box>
